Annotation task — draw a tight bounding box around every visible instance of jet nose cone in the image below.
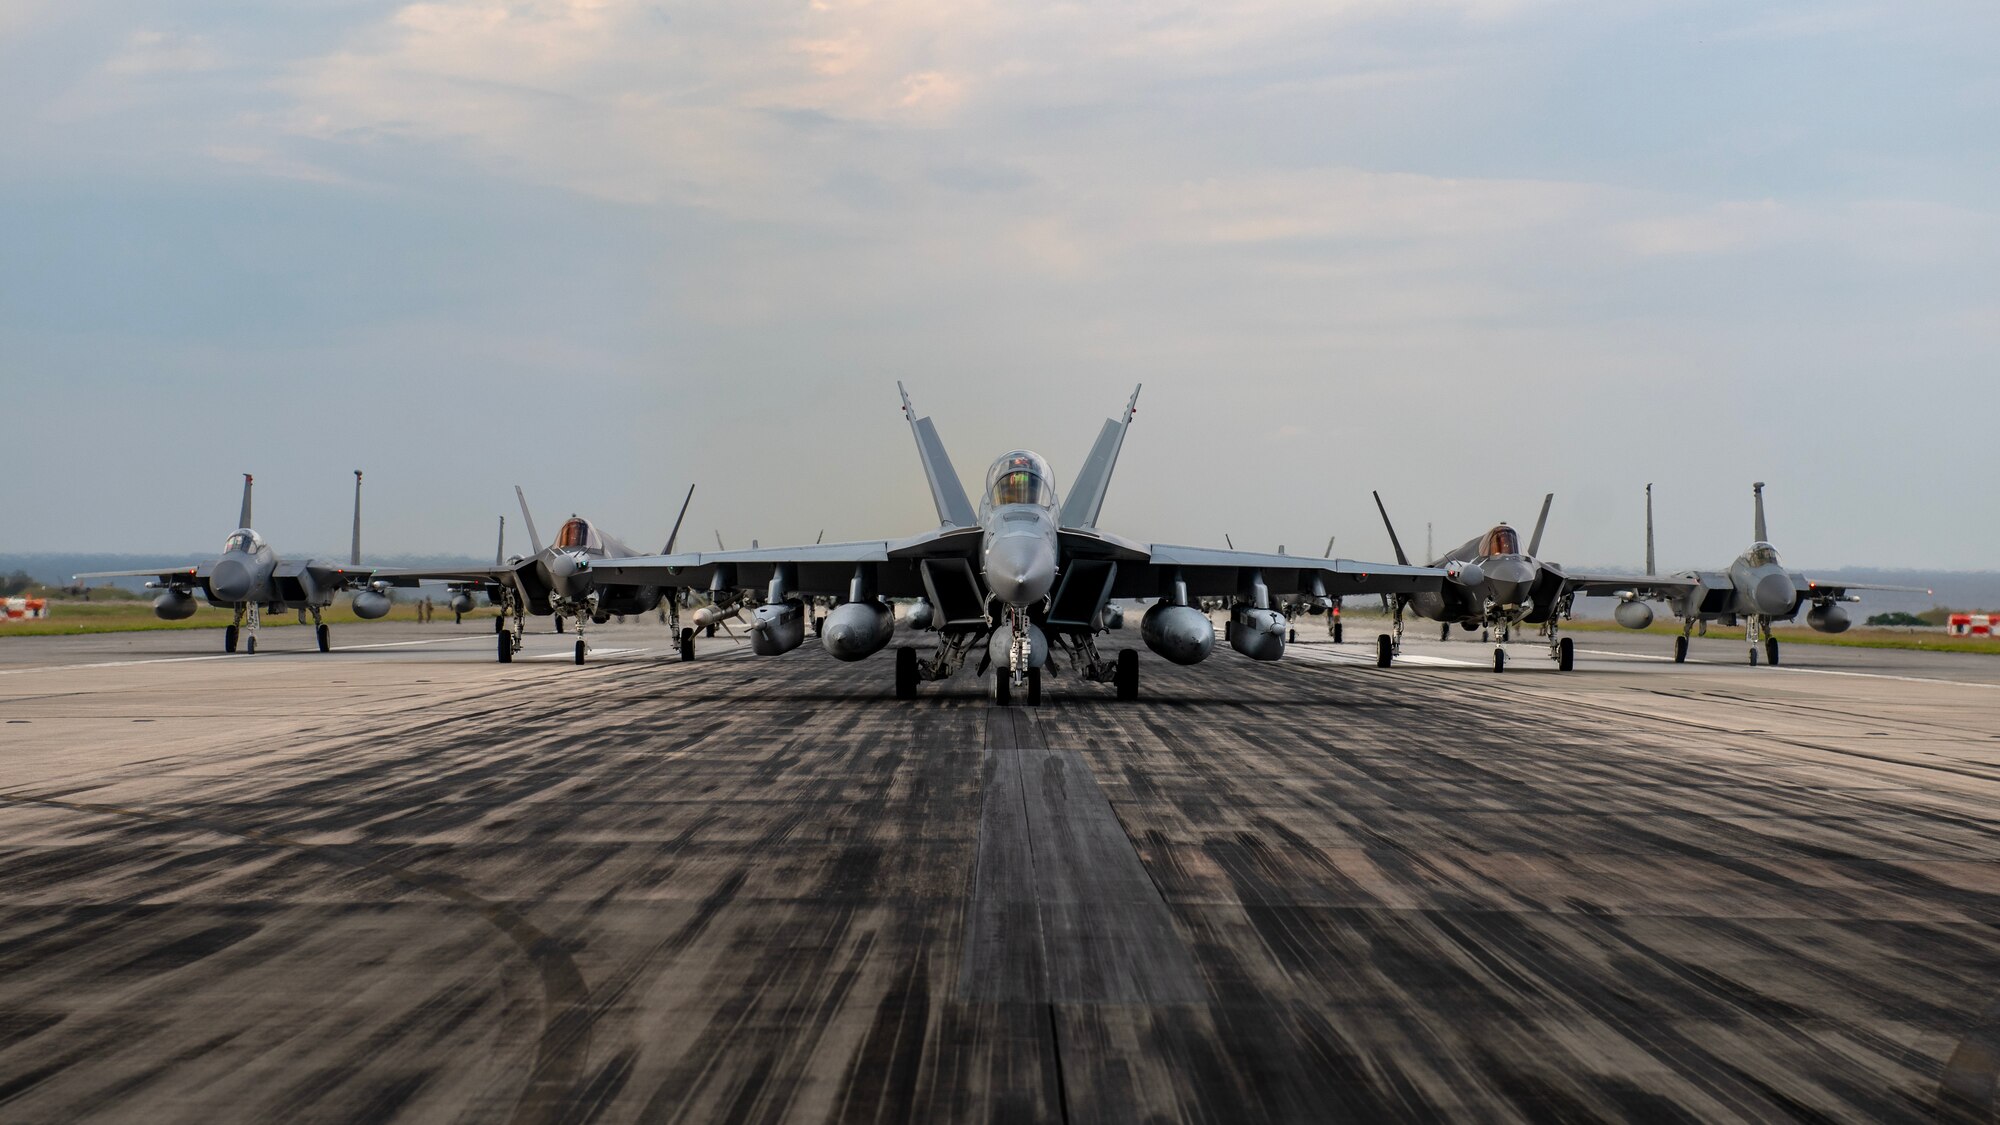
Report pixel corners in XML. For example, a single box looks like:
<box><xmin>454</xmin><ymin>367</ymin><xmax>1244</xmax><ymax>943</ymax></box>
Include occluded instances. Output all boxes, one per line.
<box><xmin>1751</xmin><ymin>571</ymin><xmax>1795</xmax><ymax>615</ymax></box>
<box><xmin>1484</xmin><ymin>558</ymin><xmax>1537</xmax><ymax>606</ymax></box>
<box><xmin>985</xmin><ymin>536</ymin><xmax>1055</xmax><ymax>606</ymax></box>
<box><xmin>210</xmin><ymin>558</ymin><xmax>253</xmax><ymax>602</ymax></box>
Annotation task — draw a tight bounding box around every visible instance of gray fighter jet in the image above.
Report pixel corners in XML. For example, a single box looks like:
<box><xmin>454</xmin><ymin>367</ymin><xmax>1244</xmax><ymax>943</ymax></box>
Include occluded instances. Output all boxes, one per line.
<box><xmin>1371</xmin><ymin>491</ymin><xmax>1645</xmax><ymax>673</ymax></box>
<box><xmin>1577</xmin><ymin>482</ymin><xmax>1930</xmax><ymax>665</ymax></box>
<box><xmin>375</xmin><ymin>484</ymin><xmax>695</xmax><ymax>665</ymax></box>
<box><xmin>75</xmin><ymin>472</ymin><xmax>385</xmax><ymax>654</ymax></box>
<box><xmin>584</xmin><ymin>385</ymin><xmax>1444</xmax><ymax>704</ymax></box>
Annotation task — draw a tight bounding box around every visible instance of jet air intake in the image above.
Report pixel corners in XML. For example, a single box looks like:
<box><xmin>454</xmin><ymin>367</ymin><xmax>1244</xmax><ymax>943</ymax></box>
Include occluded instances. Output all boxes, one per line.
<box><xmin>823</xmin><ymin>601</ymin><xmax>895</xmax><ymax>661</ymax></box>
<box><xmin>1141</xmin><ymin>602</ymin><xmax>1214</xmax><ymax>665</ymax></box>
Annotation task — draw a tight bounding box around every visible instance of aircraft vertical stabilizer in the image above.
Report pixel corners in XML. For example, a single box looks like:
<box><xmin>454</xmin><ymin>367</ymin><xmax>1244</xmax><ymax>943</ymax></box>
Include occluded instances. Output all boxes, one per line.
<box><xmin>1527</xmin><ymin>493</ymin><xmax>1553</xmax><ymax>558</ymax></box>
<box><xmin>239</xmin><ymin>473</ymin><xmax>254</xmax><ymax>529</ymax></box>
<box><xmin>1645</xmin><ymin>483</ymin><xmax>1656</xmax><ymax>576</ymax></box>
<box><xmin>494</xmin><ymin>516</ymin><xmax>506</xmax><ymax>565</ymax></box>
<box><xmin>898</xmin><ymin>383</ymin><xmax>977</xmax><ymax>528</ymax></box>
<box><xmin>1059</xmin><ymin>384</ymin><xmax>1142</xmax><ymax>530</ymax></box>
<box><xmin>1753</xmin><ymin>481</ymin><xmax>1769</xmax><ymax>542</ymax></box>
<box><xmin>664</xmin><ymin>484</ymin><xmax>695</xmax><ymax>553</ymax></box>
<box><xmin>515</xmin><ymin>486</ymin><xmax>544</xmax><ymax>556</ymax></box>
<box><xmin>1372</xmin><ymin>491</ymin><xmax>1411</xmax><ymax>566</ymax></box>
<box><xmin>350</xmin><ymin>471</ymin><xmax>363</xmax><ymax>566</ymax></box>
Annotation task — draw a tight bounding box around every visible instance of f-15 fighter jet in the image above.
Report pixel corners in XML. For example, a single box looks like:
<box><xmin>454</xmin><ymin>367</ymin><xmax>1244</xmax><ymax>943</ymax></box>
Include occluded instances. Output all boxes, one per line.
<box><xmin>75</xmin><ymin>472</ymin><xmax>384</xmax><ymax>653</ymax></box>
<box><xmin>1577</xmin><ymin>482</ymin><xmax>1930</xmax><ymax>665</ymax></box>
<box><xmin>585</xmin><ymin>385</ymin><xmax>1444</xmax><ymax>704</ymax></box>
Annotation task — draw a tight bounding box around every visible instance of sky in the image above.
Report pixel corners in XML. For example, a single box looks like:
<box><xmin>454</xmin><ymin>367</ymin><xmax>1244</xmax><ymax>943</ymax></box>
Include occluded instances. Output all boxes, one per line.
<box><xmin>2</xmin><ymin>0</ymin><xmax>1995</xmax><ymax>570</ymax></box>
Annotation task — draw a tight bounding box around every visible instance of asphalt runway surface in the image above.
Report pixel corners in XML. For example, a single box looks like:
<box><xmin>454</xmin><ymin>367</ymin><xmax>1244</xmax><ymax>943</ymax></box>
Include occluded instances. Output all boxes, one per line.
<box><xmin>2</xmin><ymin>618</ymin><xmax>1997</xmax><ymax>1122</ymax></box>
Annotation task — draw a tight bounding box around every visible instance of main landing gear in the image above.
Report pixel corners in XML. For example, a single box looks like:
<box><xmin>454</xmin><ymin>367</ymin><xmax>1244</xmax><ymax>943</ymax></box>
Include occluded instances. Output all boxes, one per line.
<box><xmin>311</xmin><ymin>605</ymin><xmax>329</xmax><ymax>653</ymax></box>
<box><xmin>495</xmin><ymin>589</ymin><xmax>526</xmax><ymax>664</ymax></box>
<box><xmin>1376</xmin><ymin>598</ymin><xmax>1405</xmax><ymax>668</ymax></box>
<box><xmin>1545</xmin><ymin>589</ymin><xmax>1575</xmax><ymax>672</ymax></box>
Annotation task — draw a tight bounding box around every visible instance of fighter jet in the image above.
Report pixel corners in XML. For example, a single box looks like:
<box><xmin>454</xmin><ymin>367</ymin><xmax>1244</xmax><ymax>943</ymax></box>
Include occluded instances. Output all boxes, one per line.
<box><xmin>584</xmin><ymin>385</ymin><xmax>1444</xmax><ymax>704</ymax></box>
<box><xmin>374</xmin><ymin>484</ymin><xmax>696</xmax><ymax>664</ymax></box>
<box><xmin>1371</xmin><ymin>491</ymin><xmax>1646</xmax><ymax>672</ymax></box>
<box><xmin>1578</xmin><ymin>482</ymin><xmax>1931</xmax><ymax>665</ymax></box>
<box><xmin>75</xmin><ymin>472</ymin><xmax>385</xmax><ymax>654</ymax></box>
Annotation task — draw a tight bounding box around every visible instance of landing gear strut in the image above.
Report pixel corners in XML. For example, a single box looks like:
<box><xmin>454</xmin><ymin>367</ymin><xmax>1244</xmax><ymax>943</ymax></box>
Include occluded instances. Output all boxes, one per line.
<box><xmin>312</xmin><ymin>605</ymin><xmax>330</xmax><ymax>653</ymax></box>
<box><xmin>495</xmin><ymin>588</ymin><xmax>525</xmax><ymax>664</ymax></box>
<box><xmin>1746</xmin><ymin>615</ymin><xmax>1766</xmax><ymax>666</ymax></box>
<box><xmin>1377</xmin><ymin>597</ymin><xmax>1405</xmax><ymax>668</ymax></box>
<box><xmin>1546</xmin><ymin>588</ymin><xmax>1575</xmax><ymax>672</ymax></box>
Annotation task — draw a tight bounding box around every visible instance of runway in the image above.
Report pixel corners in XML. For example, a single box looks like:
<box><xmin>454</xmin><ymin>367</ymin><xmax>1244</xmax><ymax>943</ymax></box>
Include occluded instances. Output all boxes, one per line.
<box><xmin>2</xmin><ymin>620</ymin><xmax>1997</xmax><ymax>1122</ymax></box>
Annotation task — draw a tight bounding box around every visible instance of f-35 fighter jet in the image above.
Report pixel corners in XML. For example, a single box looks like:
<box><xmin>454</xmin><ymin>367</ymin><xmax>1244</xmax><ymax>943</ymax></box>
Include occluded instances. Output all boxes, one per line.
<box><xmin>375</xmin><ymin>484</ymin><xmax>696</xmax><ymax>665</ymax></box>
<box><xmin>586</xmin><ymin>385</ymin><xmax>1444</xmax><ymax>704</ymax></box>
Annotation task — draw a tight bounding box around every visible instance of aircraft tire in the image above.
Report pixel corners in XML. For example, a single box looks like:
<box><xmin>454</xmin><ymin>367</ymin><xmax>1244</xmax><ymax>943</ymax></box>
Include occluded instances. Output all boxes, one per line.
<box><xmin>1748</xmin><ymin>647</ymin><xmax>1758</xmax><ymax>666</ymax></box>
<box><xmin>1115</xmin><ymin>650</ymin><xmax>1139</xmax><ymax>701</ymax></box>
<box><xmin>895</xmin><ymin>646</ymin><xmax>918</xmax><ymax>699</ymax></box>
<box><xmin>1027</xmin><ymin>668</ymin><xmax>1043</xmax><ymax>706</ymax></box>
<box><xmin>498</xmin><ymin>632</ymin><xmax>512</xmax><ymax>663</ymax></box>
<box><xmin>316</xmin><ymin>625</ymin><xmax>330</xmax><ymax>653</ymax></box>
<box><xmin>574</xmin><ymin>640</ymin><xmax>587</xmax><ymax>665</ymax></box>
<box><xmin>990</xmin><ymin>669</ymin><xmax>1012</xmax><ymax>706</ymax></box>
<box><xmin>1376</xmin><ymin>634</ymin><xmax>1393</xmax><ymax>668</ymax></box>
<box><xmin>224</xmin><ymin>625</ymin><xmax>238</xmax><ymax>654</ymax></box>
<box><xmin>706</xmin><ymin>624</ymin><xmax>716</xmax><ymax>639</ymax></box>
<box><xmin>1766</xmin><ymin>638</ymin><xmax>1780</xmax><ymax>666</ymax></box>
<box><xmin>246</xmin><ymin>636</ymin><xmax>257</xmax><ymax>655</ymax></box>
<box><xmin>814</xmin><ymin>616</ymin><xmax>825</xmax><ymax>638</ymax></box>
<box><xmin>1674</xmin><ymin>636</ymin><xmax>1688</xmax><ymax>663</ymax></box>
<box><xmin>1557</xmin><ymin>636</ymin><xmax>1573</xmax><ymax>672</ymax></box>
<box><xmin>555</xmin><ymin>617</ymin><xmax>565</xmax><ymax>634</ymax></box>
<box><xmin>1442</xmin><ymin>623</ymin><xmax>1451</xmax><ymax>642</ymax></box>
<box><xmin>1332</xmin><ymin>622</ymin><xmax>1342</xmax><ymax>644</ymax></box>
<box><xmin>1493</xmin><ymin>647</ymin><xmax>1505</xmax><ymax>673</ymax></box>
<box><xmin>1288</xmin><ymin>628</ymin><xmax>1297</xmax><ymax>644</ymax></box>
<box><xmin>678</xmin><ymin>628</ymin><xmax>695</xmax><ymax>662</ymax></box>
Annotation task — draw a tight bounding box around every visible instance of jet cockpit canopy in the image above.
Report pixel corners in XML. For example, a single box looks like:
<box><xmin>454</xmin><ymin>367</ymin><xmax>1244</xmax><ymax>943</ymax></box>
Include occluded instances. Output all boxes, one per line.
<box><xmin>222</xmin><ymin>529</ymin><xmax>264</xmax><ymax>555</ymax></box>
<box><xmin>1746</xmin><ymin>541</ymin><xmax>1781</xmax><ymax>567</ymax></box>
<box><xmin>985</xmin><ymin>451</ymin><xmax>1058</xmax><ymax>510</ymax></box>
<box><xmin>1481</xmin><ymin>524</ymin><xmax>1520</xmax><ymax>556</ymax></box>
<box><xmin>555</xmin><ymin>517</ymin><xmax>603</xmax><ymax>553</ymax></box>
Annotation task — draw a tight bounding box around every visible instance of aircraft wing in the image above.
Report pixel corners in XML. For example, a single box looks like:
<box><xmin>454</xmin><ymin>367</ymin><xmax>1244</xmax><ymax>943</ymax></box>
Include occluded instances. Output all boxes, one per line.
<box><xmin>1099</xmin><ymin>541</ymin><xmax>1447</xmax><ymax>599</ymax></box>
<box><xmin>1552</xmin><ymin>568</ymin><xmax>1703</xmax><ymax>599</ymax></box>
<box><xmin>297</xmin><ymin>562</ymin><xmax>376</xmax><ymax>590</ymax></box>
<box><xmin>1794</xmin><ymin>575</ymin><xmax>1932</xmax><ymax>598</ymax></box>
<box><xmin>584</xmin><ymin>528</ymin><xmax>982</xmax><ymax>598</ymax></box>
<box><xmin>73</xmin><ymin>565</ymin><xmax>208</xmax><ymax>585</ymax></box>
<box><xmin>368</xmin><ymin>565</ymin><xmax>517</xmax><ymax>588</ymax></box>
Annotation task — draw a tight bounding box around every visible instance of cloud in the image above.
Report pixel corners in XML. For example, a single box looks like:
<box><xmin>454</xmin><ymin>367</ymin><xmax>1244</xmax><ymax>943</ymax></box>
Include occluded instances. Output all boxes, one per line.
<box><xmin>102</xmin><ymin>29</ymin><xmax>224</xmax><ymax>76</ymax></box>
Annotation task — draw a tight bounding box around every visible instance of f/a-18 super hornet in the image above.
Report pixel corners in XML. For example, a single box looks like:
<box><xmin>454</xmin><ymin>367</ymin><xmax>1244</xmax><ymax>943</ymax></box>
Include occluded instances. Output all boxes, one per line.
<box><xmin>1371</xmin><ymin>490</ymin><xmax>1648</xmax><ymax>673</ymax></box>
<box><xmin>376</xmin><ymin>484</ymin><xmax>697</xmax><ymax>665</ymax></box>
<box><xmin>584</xmin><ymin>384</ymin><xmax>1443</xmax><ymax>704</ymax></box>
<box><xmin>1578</xmin><ymin>482</ymin><xmax>1930</xmax><ymax>666</ymax></box>
<box><xmin>75</xmin><ymin>471</ymin><xmax>386</xmax><ymax>654</ymax></box>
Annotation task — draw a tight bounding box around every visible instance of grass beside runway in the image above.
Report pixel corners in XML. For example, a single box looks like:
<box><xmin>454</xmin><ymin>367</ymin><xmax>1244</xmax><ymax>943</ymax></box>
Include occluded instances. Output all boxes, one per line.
<box><xmin>1558</xmin><ymin>616</ymin><xmax>1999</xmax><ymax>654</ymax></box>
<box><xmin>0</xmin><ymin>601</ymin><xmax>505</xmax><ymax>637</ymax></box>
